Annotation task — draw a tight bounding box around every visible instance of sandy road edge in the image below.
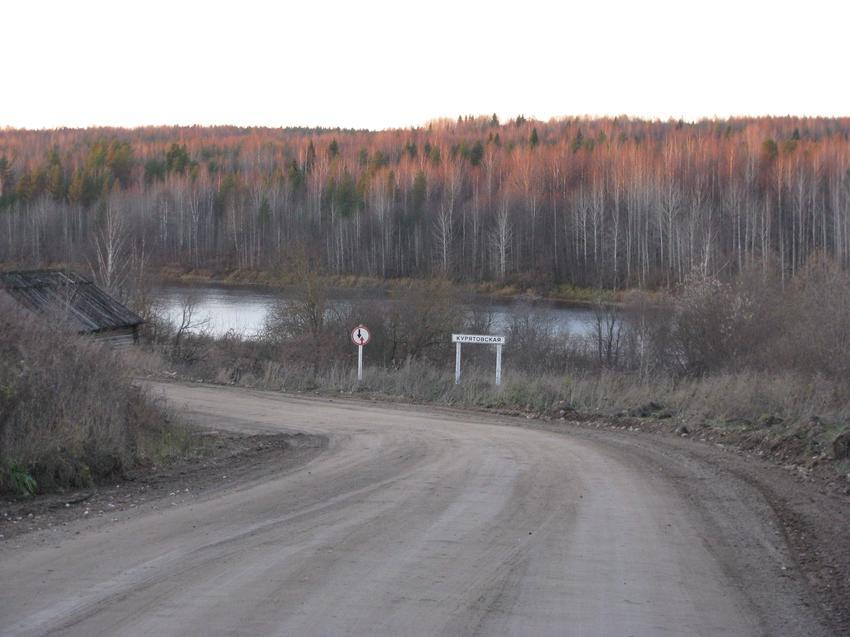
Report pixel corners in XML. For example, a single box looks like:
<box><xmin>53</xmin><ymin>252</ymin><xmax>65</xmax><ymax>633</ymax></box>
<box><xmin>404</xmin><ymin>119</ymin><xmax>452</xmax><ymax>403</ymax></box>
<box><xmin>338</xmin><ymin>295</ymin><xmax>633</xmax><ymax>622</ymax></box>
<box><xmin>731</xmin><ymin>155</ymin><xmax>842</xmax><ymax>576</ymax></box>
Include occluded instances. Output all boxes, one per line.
<box><xmin>514</xmin><ymin>417</ymin><xmax>850</xmax><ymax>636</ymax></box>
<box><xmin>0</xmin><ymin>428</ymin><xmax>327</xmax><ymax>542</ymax></box>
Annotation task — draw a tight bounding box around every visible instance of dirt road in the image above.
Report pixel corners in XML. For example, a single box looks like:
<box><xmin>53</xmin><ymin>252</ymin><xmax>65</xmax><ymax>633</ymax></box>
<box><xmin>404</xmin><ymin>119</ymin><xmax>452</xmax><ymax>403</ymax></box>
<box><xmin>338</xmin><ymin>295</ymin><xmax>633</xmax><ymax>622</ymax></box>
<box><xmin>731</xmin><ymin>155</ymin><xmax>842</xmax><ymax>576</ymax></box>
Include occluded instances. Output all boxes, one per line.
<box><xmin>0</xmin><ymin>383</ymin><xmax>837</xmax><ymax>636</ymax></box>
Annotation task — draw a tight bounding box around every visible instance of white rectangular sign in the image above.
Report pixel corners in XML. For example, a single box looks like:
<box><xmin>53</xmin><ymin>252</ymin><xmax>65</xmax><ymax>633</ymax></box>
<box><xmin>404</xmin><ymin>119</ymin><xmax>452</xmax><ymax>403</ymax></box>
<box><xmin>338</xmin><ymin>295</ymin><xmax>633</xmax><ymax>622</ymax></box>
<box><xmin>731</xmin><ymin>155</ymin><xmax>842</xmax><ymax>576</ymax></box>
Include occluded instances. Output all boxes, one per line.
<box><xmin>451</xmin><ymin>334</ymin><xmax>506</xmax><ymax>345</ymax></box>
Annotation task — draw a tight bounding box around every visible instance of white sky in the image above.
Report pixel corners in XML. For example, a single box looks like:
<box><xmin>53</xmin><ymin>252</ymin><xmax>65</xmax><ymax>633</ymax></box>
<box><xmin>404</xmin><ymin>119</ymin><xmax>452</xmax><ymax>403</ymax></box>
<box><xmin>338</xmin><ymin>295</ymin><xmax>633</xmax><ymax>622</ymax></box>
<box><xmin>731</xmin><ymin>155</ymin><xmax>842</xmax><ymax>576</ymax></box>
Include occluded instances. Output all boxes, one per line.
<box><xmin>3</xmin><ymin>0</ymin><xmax>848</xmax><ymax>130</ymax></box>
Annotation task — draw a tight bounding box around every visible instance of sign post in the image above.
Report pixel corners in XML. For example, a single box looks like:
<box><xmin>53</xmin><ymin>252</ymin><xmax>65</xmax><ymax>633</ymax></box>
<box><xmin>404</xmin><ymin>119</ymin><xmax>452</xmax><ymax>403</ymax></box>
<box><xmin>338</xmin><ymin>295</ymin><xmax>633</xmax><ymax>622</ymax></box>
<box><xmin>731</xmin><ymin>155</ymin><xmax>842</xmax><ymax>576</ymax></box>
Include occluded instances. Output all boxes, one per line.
<box><xmin>495</xmin><ymin>342</ymin><xmax>502</xmax><ymax>385</ymax></box>
<box><xmin>351</xmin><ymin>324</ymin><xmax>371</xmax><ymax>381</ymax></box>
<box><xmin>451</xmin><ymin>334</ymin><xmax>506</xmax><ymax>386</ymax></box>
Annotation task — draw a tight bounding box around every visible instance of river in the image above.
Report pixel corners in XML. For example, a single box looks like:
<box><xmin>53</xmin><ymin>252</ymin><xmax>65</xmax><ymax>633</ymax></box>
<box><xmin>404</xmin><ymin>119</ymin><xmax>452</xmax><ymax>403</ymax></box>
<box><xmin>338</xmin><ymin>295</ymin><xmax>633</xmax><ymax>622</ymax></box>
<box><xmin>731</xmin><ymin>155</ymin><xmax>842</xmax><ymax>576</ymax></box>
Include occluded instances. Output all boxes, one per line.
<box><xmin>152</xmin><ymin>284</ymin><xmax>599</xmax><ymax>339</ymax></box>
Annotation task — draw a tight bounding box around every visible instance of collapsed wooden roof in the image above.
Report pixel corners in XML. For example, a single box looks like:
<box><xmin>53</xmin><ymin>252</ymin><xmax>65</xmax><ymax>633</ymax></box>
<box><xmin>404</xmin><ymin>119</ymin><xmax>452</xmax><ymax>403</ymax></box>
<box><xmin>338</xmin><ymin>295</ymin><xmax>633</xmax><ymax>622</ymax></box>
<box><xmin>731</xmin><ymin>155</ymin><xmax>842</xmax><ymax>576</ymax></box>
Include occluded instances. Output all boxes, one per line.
<box><xmin>0</xmin><ymin>270</ymin><xmax>143</xmax><ymax>333</ymax></box>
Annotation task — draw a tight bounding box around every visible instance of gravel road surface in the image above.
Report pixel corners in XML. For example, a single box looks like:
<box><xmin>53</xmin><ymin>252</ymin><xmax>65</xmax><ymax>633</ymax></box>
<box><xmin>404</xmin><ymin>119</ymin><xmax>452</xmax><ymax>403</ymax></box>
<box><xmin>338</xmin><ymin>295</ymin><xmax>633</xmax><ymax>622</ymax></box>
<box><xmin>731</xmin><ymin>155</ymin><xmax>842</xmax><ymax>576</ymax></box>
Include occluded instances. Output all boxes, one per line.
<box><xmin>0</xmin><ymin>382</ymin><xmax>836</xmax><ymax>636</ymax></box>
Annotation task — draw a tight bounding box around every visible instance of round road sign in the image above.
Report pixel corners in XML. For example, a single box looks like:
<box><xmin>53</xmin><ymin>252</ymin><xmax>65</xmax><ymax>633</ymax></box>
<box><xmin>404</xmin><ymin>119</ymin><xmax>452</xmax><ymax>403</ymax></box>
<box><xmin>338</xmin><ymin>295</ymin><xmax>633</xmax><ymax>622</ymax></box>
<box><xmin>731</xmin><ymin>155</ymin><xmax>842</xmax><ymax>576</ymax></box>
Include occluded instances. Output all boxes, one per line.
<box><xmin>351</xmin><ymin>324</ymin><xmax>371</xmax><ymax>346</ymax></box>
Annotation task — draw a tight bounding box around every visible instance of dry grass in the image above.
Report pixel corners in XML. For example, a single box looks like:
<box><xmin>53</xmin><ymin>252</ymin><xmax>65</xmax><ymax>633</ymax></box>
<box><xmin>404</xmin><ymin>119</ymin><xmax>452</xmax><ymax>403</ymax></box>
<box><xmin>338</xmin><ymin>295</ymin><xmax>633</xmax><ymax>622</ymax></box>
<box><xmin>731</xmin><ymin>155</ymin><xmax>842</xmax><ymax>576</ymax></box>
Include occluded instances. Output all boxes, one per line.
<box><xmin>0</xmin><ymin>300</ymin><xmax>189</xmax><ymax>496</ymax></box>
<box><xmin>138</xmin><ymin>261</ymin><xmax>850</xmax><ymax>475</ymax></box>
<box><xmin>155</xmin><ymin>338</ymin><xmax>850</xmax><ymax>432</ymax></box>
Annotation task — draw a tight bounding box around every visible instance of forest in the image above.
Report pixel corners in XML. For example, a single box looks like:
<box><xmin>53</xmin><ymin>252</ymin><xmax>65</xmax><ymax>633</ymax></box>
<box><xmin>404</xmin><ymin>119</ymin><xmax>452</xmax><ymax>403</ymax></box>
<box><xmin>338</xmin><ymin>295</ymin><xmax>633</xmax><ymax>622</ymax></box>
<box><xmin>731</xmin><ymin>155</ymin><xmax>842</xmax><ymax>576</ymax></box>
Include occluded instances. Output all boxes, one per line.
<box><xmin>1</xmin><ymin>115</ymin><xmax>850</xmax><ymax>292</ymax></box>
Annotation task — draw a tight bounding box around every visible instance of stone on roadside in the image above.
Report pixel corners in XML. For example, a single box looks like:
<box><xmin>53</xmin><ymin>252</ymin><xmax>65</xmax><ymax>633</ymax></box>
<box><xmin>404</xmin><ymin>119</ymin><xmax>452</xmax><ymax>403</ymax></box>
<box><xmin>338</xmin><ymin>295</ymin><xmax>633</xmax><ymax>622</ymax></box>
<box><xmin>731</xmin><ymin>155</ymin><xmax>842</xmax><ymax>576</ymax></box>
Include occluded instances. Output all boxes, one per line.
<box><xmin>551</xmin><ymin>401</ymin><xmax>577</xmax><ymax>420</ymax></box>
<box><xmin>832</xmin><ymin>431</ymin><xmax>850</xmax><ymax>460</ymax></box>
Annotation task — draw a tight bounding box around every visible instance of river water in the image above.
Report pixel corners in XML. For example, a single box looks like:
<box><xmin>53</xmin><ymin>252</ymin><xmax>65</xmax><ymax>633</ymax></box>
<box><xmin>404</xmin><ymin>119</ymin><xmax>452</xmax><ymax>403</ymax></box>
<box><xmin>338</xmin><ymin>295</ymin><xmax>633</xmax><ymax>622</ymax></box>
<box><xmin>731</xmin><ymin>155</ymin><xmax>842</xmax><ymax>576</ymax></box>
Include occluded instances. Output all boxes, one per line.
<box><xmin>153</xmin><ymin>284</ymin><xmax>598</xmax><ymax>339</ymax></box>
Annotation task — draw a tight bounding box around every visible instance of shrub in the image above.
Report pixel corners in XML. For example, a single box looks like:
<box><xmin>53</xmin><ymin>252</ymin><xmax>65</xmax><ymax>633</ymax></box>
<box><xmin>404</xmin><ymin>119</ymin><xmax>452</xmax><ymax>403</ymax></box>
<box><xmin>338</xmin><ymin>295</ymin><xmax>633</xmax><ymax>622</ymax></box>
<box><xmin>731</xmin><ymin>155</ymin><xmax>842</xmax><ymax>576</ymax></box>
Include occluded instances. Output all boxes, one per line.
<box><xmin>0</xmin><ymin>298</ymin><xmax>182</xmax><ymax>494</ymax></box>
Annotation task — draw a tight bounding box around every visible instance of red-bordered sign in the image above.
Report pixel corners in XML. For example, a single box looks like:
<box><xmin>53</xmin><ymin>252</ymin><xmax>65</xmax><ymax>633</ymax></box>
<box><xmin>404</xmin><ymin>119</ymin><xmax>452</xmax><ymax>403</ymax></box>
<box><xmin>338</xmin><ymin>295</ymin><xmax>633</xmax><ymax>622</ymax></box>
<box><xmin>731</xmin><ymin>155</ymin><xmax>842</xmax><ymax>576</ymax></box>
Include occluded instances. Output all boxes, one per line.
<box><xmin>351</xmin><ymin>324</ymin><xmax>371</xmax><ymax>346</ymax></box>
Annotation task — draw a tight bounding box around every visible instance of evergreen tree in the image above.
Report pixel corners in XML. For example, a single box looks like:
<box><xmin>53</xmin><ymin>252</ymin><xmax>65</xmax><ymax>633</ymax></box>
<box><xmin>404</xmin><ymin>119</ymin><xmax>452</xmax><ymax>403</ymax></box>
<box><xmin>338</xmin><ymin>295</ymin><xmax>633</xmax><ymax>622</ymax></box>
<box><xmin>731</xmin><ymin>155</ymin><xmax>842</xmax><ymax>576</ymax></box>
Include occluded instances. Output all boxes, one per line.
<box><xmin>0</xmin><ymin>156</ymin><xmax>14</xmax><ymax>203</ymax></box>
<box><xmin>287</xmin><ymin>160</ymin><xmax>304</xmax><ymax>193</ymax></box>
<box><xmin>368</xmin><ymin>150</ymin><xmax>388</xmax><ymax>172</ymax></box>
<box><xmin>411</xmin><ymin>171</ymin><xmax>427</xmax><ymax>217</ymax></box>
<box><xmin>166</xmin><ymin>143</ymin><xmax>190</xmax><ymax>175</ymax></box>
<box><xmin>469</xmin><ymin>141</ymin><xmax>484</xmax><ymax>166</ymax></box>
<box><xmin>335</xmin><ymin>171</ymin><xmax>360</xmax><ymax>218</ymax></box>
<box><xmin>305</xmin><ymin>141</ymin><xmax>316</xmax><ymax>171</ymax></box>
<box><xmin>144</xmin><ymin>158</ymin><xmax>167</xmax><ymax>185</ymax></box>
<box><xmin>15</xmin><ymin>172</ymin><xmax>33</xmax><ymax>202</ymax></box>
<box><xmin>106</xmin><ymin>141</ymin><xmax>134</xmax><ymax>187</ymax></box>
<box><xmin>761</xmin><ymin>139</ymin><xmax>779</xmax><ymax>163</ymax></box>
<box><xmin>45</xmin><ymin>147</ymin><xmax>66</xmax><ymax>201</ymax></box>
<box><xmin>571</xmin><ymin>130</ymin><xmax>584</xmax><ymax>153</ymax></box>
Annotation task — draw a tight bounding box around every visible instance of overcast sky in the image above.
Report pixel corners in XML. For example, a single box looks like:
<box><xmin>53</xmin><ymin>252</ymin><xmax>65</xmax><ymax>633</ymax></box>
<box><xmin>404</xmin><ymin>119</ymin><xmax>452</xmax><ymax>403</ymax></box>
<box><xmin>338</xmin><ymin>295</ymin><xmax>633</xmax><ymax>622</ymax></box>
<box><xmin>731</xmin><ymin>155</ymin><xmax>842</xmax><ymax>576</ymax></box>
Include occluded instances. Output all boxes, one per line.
<box><xmin>3</xmin><ymin>0</ymin><xmax>847</xmax><ymax>130</ymax></box>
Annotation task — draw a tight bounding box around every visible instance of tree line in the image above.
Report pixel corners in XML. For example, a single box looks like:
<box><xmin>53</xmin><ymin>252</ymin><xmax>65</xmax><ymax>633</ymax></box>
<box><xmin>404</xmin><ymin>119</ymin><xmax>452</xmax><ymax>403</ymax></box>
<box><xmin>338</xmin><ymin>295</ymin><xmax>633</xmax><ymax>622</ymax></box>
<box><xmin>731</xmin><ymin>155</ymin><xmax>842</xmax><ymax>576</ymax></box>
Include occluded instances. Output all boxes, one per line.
<box><xmin>1</xmin><ymin>115</ymin><xmax>849</xmax><ymax>290</ymax></box>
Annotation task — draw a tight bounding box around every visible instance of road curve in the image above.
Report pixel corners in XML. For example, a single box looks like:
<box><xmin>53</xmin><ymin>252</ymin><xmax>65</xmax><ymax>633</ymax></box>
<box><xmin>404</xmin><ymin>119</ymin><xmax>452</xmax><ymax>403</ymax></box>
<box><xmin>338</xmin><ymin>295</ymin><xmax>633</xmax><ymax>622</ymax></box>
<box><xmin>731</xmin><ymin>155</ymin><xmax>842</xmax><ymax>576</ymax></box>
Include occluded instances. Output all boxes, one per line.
<box><xmin>0</xmin><ymin>383</ymin><xmax>832</xmax><ymax>636</ymax></box>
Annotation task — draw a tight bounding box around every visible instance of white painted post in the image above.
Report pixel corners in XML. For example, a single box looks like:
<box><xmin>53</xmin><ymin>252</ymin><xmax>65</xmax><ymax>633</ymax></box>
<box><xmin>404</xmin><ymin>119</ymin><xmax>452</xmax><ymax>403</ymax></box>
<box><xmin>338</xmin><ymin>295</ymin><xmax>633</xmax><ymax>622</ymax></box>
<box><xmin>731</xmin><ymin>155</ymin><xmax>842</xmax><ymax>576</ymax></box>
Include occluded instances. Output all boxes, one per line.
<box><xmin>358</xmin><ymin>344</ymin><xmax>363</xmax><ymax>381</ymax></box>
<box><xmin>495</xmin><ymin>343</ymin><xmax>502</xmax><ymax>386</ymax></box>
<box><xmin>455</xmin><ymin>342</ymin><xmax>462</xmax><ymax>384</ymax></box>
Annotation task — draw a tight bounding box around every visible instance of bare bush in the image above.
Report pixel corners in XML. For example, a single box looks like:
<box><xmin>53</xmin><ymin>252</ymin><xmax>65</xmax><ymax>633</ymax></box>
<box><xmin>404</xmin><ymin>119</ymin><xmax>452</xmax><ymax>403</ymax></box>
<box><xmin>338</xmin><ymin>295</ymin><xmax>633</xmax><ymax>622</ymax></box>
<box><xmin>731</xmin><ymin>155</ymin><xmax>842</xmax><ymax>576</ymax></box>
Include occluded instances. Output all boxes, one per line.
<box><xmin>592</xmin><ymin>299</ymin><xmax>625</xmax><ymax>368</ymax></box>
<box><xmin>382</xmin><ymin>280</ymin><xmax>464</xmax><ymax>365</ymax></box>
<box><xmin>668</xmin><ymin>274</ymin><xmax>735</xmax><ymax>375</ymax></box>
<box><xmin>261</xmin><ymin>259</ymin><xmax>347</xmax><ymax>375</ymax></box>
<box><xmin>662</xmin><ymin>257</ymin><xmax>850</xmax><ymax>379</ymax></box>
<box><xmin>776</xmin><ymin>256</ymin><xmax>850</xmax><ymax>377</ymax></box>
<box><xmin>503</xmin><ymin>305</ymin><xmax>569</xmax><ymax>374</ymax></box>
<box><xmin>0</xmin><ymin>298</ymin><xmax>181</xmax><ymax>495</ymax></box>
<box><xmin>170</xmin><ymin>293</ymin><xmax>211</xmax><ymax>363</ymax></box>
<box><xmin>620</xmin><ymin>290</ymin><xmax>674</xmax><ymax>378</ymax></box>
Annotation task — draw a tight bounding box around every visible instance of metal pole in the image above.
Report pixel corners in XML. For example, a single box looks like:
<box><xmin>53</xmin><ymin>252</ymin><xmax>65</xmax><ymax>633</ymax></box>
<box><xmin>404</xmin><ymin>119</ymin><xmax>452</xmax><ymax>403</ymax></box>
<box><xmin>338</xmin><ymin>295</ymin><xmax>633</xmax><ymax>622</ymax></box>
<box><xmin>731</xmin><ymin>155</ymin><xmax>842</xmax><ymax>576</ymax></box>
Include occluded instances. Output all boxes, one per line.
<box><xmin>358</xmin><ymin>344</ymin><xmax>363</xmax><ymax>381</ymax></box>
<box><xmin>455</xmin><ymin>342</ymin><xmax>462</xmax><ymax>384</ymax></box>
<box><xmin>495</xmin><ymin>343</ymin><xmax>502</xmax><ymax>386</ymax></box>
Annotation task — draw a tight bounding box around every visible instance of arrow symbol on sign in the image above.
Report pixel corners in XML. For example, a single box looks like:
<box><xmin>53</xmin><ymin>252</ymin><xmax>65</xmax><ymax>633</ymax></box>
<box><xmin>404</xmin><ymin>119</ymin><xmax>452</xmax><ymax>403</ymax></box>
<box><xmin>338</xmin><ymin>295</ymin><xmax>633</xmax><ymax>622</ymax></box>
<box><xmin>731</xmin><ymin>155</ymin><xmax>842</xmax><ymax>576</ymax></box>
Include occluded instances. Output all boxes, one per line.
<box><xmin>357</xmin><ymin>329</ymin><xmax>362</xmax><ymax>338</ymax></box>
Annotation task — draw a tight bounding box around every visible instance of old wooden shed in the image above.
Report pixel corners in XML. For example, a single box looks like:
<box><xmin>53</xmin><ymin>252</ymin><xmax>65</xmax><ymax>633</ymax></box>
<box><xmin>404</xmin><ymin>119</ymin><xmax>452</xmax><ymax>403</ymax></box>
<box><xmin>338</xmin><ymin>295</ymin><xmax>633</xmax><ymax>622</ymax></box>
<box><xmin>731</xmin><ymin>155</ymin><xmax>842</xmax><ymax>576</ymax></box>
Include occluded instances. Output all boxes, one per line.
<box><xmin>0</xmin><ymin>270</ymin><xmax>144</xmax><ymax>347</ymax></box>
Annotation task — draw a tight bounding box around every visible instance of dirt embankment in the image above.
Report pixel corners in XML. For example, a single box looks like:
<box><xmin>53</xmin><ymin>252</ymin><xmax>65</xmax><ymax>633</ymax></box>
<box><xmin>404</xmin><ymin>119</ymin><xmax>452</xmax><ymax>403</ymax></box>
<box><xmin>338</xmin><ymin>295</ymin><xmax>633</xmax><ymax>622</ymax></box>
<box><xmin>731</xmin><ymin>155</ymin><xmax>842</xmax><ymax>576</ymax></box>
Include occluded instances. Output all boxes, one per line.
<box><xmin>532</xmin><ymin>400</ymin><xmax>850</xmax><ymax>499</ymax></box>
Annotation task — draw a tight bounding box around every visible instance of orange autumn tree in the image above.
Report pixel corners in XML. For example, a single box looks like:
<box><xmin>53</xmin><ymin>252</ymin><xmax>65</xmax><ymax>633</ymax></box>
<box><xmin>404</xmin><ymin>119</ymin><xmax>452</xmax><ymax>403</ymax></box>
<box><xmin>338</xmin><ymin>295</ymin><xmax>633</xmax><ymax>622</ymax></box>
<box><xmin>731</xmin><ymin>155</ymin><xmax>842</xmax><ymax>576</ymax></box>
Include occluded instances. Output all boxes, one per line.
<box><xmin>1</xmin><ymin>116</ymin><xmax>849</xmax><ymax>289</ymax></box>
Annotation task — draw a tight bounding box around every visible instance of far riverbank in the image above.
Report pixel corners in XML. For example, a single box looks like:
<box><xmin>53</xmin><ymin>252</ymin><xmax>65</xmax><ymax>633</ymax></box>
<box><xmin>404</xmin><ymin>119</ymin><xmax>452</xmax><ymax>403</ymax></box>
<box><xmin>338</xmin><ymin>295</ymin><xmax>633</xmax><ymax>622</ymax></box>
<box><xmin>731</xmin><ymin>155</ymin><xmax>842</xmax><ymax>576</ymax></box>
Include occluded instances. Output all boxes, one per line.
<box><xmin>155</xmin><ymin>266</ymin><xmax>629</xmax><ymax>307</ymax></box>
